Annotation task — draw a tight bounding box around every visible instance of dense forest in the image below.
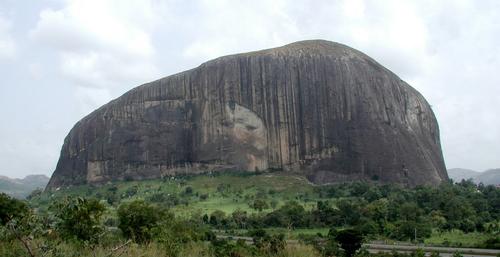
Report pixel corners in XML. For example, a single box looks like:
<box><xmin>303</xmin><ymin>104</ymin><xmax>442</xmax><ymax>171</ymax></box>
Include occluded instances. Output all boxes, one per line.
<box><xmin>1</xmin><ymin>172</ymin><xmax>499</xmax><ymax>257</ymax></box>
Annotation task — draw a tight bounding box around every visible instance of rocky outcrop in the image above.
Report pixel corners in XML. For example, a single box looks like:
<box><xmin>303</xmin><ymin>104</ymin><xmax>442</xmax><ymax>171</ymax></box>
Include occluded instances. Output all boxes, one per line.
<box><xmin>47</xmin><ymin>40</ymin><xmax>447</xmax><ymax>189</ymax></box>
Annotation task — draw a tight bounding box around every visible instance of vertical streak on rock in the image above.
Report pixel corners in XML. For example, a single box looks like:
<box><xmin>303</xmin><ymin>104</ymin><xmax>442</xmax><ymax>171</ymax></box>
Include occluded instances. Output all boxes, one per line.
<box><xmin>47</xmin><ymin>40</ymin><xmax>447</xmax><ymax>189</ymax></box>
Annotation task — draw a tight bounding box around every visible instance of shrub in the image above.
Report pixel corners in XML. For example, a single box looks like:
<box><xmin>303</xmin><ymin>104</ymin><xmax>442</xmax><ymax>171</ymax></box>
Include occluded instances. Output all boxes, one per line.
<box><xmin>209</xmin><ymin>210</ymin><xmax>227</xmax><ymax>228</ymax></box>
<box><xmin>250</xmin><ymin>229</ymin><xmax>286</xmax><ymax>255</ymax></box>
<box><xmin>482</xmin><ymin>236</ymin><xmax>500</xmax><ymax>249</ymax></box>
<box><xmin>153</xmin><ymin>219</ymin><xmax>198</xmax><ymax>257</ymax></box>
<box><xmin>210</xmin><ymin>238</ymin><xmax>251</xmax><ymax>257</ymax></box>
<box><xmin>0</xmin><ymin>193</ymin><xmax>29</xmax><ymax>225</ymax></box>
<box><xmin>200</xmin><ymin>193</ymin><xmax>209</xmax><ymax>200</ymax></box>
<box><xmin>392</xmin><ymin>220</ymin><xmax>432</xmax><ymax>241</ymax></box>
<box><xmin>148</xmin><ymin>192</ymin><xmax>180</xmax><ymax>207</ymax></box>
<box><xmin>51</xmin><ymin>196</ymin><xmax>105</xmax><ymax>243</ymax></box>
<box><xmin>251</xmin><ymin>199</ymin><xmax>269</xmax><ymax>212</ymax></box>
<box><xmin>125</xmin><ymin>186</ymin><xmax>138</xmax><ymax>197</ymax></box>
<box><xmin>335</xmin><ymin>229</ymin><xmax>364</xmax><ymax>257</ymax></box>
<box><xmin>184</xmin><ymin>186</ymin><xmax>193</xmax><ymax>195</ymax></box>
<box><xmin>117</xmin><ymin>200</ymin><xmax>169</xmax><ymax>243</ymax></box>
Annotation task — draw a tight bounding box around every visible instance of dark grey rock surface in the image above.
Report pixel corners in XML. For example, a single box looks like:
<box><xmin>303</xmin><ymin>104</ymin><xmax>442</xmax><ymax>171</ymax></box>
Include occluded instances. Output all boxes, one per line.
<box><xmin>47</xmin><ymin>40</ymin><xmax>447</xmax><ymax>189</ymax></box>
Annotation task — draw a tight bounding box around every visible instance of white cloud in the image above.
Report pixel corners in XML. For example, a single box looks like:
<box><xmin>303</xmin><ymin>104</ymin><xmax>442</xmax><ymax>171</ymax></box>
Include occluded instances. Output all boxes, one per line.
<box><xmin>60</xmin><ymin>51</ymin><xmax>159</xmax><ymax>89</ymax></box>
<box><xmin>31</xmin><ymin>1</ymin><xmax>156</xmax><ymax>59</ymax></box>
<box><xmin>74</xmin><ymin>87</ymin><xmax>113</xmax><ymax>115</ymax></box>
<box><xmin>0</xmin><ymin>15</ymin><xmax>15</xmax><ymax>58</ymax></box>
<box><xmin>2</xmin><ymin>0</ymin><xmax>500</xmax><ymax>178</ymax></box>
<box><xmin>30</xmin><ymin>0</ymin><xmax>163</xmax><ymax>92</ymax></box>
<box><xmin>178</xmin><ymin>0</ymin><xmax>431</xmax><ymax>80</ymax></box>
<box><xmin>402</xmin><ymin>0</ymin><xmax>500</xmax><ymax>171</ymax></box>
<box><xmin>181</xmin><ymin>0</ymin><xmax>301</xmax><ymax>61</ymax></box>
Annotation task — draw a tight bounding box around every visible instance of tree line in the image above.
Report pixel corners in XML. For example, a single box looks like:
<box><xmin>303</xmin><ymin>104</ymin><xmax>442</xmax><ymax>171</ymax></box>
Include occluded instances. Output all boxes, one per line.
<box><xmin>1</xmin><ymin>179</ymin><xmax>499</xmax><ymax>257</ymax></box>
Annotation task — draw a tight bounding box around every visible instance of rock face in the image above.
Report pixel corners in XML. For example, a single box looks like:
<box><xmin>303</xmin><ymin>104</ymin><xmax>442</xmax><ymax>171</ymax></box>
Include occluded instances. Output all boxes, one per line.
<box><xmin>47</xmin><ymin>40</ymin><xmax>447</xmax><ymax>189</ymax></box>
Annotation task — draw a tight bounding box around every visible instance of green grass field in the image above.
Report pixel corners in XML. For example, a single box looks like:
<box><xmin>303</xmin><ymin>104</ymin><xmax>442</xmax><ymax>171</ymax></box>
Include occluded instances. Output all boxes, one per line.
<box><xmin>30</xmin><ymin>172</ymin><xmax>318</xmax><ymax>217</ymax></box>
<box><xmin>218</xmin><ymin>228</ymin><xmax>332</xmax><ymax>239</ymax></box>
<box><xmin>424</xmin><ymin>230</ymin><xmax>491</xmax><ymax>248</ymax></box>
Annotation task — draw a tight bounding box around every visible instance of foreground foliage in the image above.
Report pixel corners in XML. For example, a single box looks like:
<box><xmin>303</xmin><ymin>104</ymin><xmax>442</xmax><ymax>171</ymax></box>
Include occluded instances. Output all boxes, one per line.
<box><xmin>2</xmin><ymin>172</ymin><xmax>499</xmax><ymax>256</ymax></box>
<box><xmin>51</xmin><ymin>197</ymin><xmax>105</xmax><ymax>243</ymax></box>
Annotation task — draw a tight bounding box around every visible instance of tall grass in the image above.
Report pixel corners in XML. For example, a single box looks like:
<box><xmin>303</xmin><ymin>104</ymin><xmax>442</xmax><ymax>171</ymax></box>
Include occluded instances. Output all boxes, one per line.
<box><xmin>0</xmin><ymin>240</ymin><xmax>320</xmax><ymax>257</ymax></box>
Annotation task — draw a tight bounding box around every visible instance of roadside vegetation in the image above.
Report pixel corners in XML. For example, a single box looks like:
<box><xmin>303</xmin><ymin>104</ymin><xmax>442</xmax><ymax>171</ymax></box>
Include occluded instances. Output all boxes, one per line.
<box><xmin>1</xmin><ymin>171</ymin><xmax>499</xmax><ymax>256</ymax></box>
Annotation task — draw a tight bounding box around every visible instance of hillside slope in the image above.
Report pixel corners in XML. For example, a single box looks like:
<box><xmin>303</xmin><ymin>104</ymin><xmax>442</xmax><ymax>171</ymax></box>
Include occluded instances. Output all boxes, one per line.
<box><xmin>447</xmin><ymin>168</ymin><xmax>479</xmax><ymax>182</ymax></box>
<box><xmin>0</xmin><ymin>174</ymin><xmax>49</xmax><ymax>198</ymax></box>
<box><xmin>474</xmin><ymin>169</ymin><xmax>500</xmax><ymax>185</ymax></box>
<box><xmin>448</xmin><ymin>168</ymin><xmax>500</xmax><ymax>185</ymax></box>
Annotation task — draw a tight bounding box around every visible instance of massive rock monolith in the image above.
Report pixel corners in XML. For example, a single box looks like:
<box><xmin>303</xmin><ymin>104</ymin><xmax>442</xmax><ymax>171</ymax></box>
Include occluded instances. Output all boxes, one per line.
<box><xmin>47</xmin><ymin>40</ymin><xmax>447</xmax><ymax>189</ymax></box>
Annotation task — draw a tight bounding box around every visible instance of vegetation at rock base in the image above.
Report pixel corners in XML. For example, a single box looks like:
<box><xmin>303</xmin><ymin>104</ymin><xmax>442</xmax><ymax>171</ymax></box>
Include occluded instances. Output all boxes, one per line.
<box><xmin>1</xmin><ymin>172</ymin><xmax>499</xmax><ymax>256</ymax></box>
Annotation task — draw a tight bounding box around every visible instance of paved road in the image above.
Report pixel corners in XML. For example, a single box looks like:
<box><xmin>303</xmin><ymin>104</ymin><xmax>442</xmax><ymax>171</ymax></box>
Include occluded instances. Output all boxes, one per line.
<box><xmin>367</xmin><ymin>248</ymin><xmax>493</xmax><ymax>257</ymax></box>
<box><xmin>217</xmin><ymin>235</ymin><xmax>500</xmax><ymax>257</ymax></box>
<box><xmin>366</xmin><ymin>244</ymin><xmax>499</xmax><ymax>257</ymax></box>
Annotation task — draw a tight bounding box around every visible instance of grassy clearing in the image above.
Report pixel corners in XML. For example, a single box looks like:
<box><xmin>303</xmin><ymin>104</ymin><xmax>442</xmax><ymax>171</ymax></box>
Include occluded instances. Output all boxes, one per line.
<box><xmin>424</xmin><ymin>230</ymin><xmax>490</xmax><ymax>248</ymax></box>
<box><xmin>31</xmin><ymin>172</ymin><xmax>318</xmax><ymax>217</ymax></box>
<box><xmin>272</xmin><ymin>228</ymin><xmax>331</xmax><ymax>238</ymax></box>
<box><xmin>216</xmin><ymin>227</ymin><xmax>331</xmax><ymax>240</ymax></box>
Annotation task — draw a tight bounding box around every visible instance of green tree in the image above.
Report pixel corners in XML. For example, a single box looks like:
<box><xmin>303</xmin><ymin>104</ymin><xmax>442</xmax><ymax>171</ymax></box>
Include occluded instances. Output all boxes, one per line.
<box><xmin>263</xmin><ymin>201</ymin><xmax>307</xmax><ymax>227</ymax></box>
<box><xmin>270</xmin><ymin>199</ymin><xmax>279</xmax><ymax>209</ymax></box>
<box><xmin>364</xmin><ymin>198</ymin><xmax>389</xmax><ymax>232</ymax></box>
<box><xmin>184</xmin><ymin>186</ymin><xmax>193</xmax><ymax>195</ymax></box>
<box><xmin>153</xmin><ymin>219</ymin><xmax>198</xmax><ymax>257</ymax></box>
<box><xmin>392</xmin><ymin>219</ymin><xmax>432</xmax><ymax>241</ymax></box>
<box><xmin>250</xmin><ymin>229</ymin><xmax>286</xmax><ymax>254</ymax></box>
<box><xmin>252</xmin><ymin>199</ymin><xmax>269</xmax><ymax>212</ymax></box>
<box><xmin>231</xmin><ymin>209</ymin><xmax>248</xmax><ymax>229</ymax></box>
<box><xmin>0</xmin><ymin>193</ymin><xmax>29</xmax><ymax>225</ymax></box>
<box><xmin>335</xmin><ymin>229</ymin><xmax>364</xmax><ymax>257</ymax></box>
<box><xmin>209</xmin><ymin>210</ymin><xmax>226</xmax><ymax>227</ymax></box>
<box><xmin>51</xmin><ymin>197</ymin><xmax>105</xmax><ymax>243</ymax></box>
<box><xmin>337</xmin><ymin>199</ymin><xmax>362</xmax><ymax>225</ymax></box>
<box><xmin>0</xmin><ymin>194</ymin><xmax>40</xmax><ymax>257</ymax></box>
<box><xmin>117</xmin><ymin>200</ymin><xmax>168</xmax><ymax>243</ymax></box>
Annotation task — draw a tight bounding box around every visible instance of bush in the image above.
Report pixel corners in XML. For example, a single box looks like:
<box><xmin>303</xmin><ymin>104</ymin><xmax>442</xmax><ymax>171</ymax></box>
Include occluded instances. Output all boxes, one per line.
<box><xmin>335</xmin><ymin>229</ymin><xmax>364</xmax><ymax>257</ymax></box>
<box><xmin>153</xmin><ymin>219</ymin><xmax>199</xmax><ymax>257</ymax></box>
<box><xmin>392</xmin><ymin>220</ymin><xmax>432</xmax><ymax>242</ymax></box>
<box><xmin>251</xmin><ymin>199</ymin><xmax>269</xmax><ymax>212</ymax></box>
<box><xmin>210</xmin><ymin>238</ymin><xmax>252</xmax><ymax>257</ymax></box>
<box><xmin>209</xmin><ymin>210</ymin><xmax>227</xmax><ymax>228</ymax></box>
<box><xmin>148</xmin><ymin>192</ymin><xmax>180</xmax><ymax>207</ymax></box>
<box><xmin>200</xmin><ymin>193</ymin><xmax>209</xmax><ymax>200</ymax></box>
<box><xmin>0</xmin><ymin>193</ymin><xmax>29</xmax><ymax>225</ymax></box>
<box><xmin>482</xmin><ymin>236</ymin><xmax>500</xmax><ymax>249</ymax></box>
<box><xmin>263</xmin><ymin>201</ymin><xmax>307</xmax><ymax>228</ymax></box>
<box><xmin>250</xmin><ymin>229</ymin><xmax>286</xmax><ymax>255</ymax></box>
<box><xmin>2</xmin><ymin>207</ymin><xmax>43</xmax><ymax>257</ymax></box>
<box><xmin>117</xmin><ymin>200</ymin><xmax>169</xmax><ymax>243</ymax></box>
<box><xmin>125</xmin><ymin>186</ymin><xmax>138</xmax><ymax>197</ymax></box>
<box><xmin>51</xmin><ymin>196</ymin><xmax>105</xmax><ymax>243</ymax></box>
<box><xmin>184</xmin><ymin>186</ymin><xmax>193</xmax><ymax>195</ymax></box>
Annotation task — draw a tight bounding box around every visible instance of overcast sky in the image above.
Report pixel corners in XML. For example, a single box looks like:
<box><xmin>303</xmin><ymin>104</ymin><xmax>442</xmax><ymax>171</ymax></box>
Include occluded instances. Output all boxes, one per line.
<box><xmin>0</xmin><ymin>0</ymin><xmax>499</xmax><ymax>178</ymax></box>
